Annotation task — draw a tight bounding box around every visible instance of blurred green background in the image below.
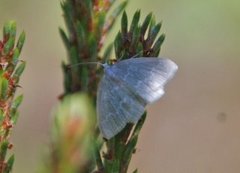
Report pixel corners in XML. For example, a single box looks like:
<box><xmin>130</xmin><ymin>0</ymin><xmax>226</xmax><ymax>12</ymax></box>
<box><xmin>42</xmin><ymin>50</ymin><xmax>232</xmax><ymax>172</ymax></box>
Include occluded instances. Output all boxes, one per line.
<box><xmin>1</xmin><ymin>0</ymin><xmax>240</xmax><ymax>172</ymax></box>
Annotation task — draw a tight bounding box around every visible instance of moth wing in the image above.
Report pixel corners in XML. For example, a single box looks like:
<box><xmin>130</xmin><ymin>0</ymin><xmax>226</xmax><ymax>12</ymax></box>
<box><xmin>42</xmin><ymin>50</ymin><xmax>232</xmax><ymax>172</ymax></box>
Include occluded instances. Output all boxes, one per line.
<box><xmin>97</xmin><ymin>74</ymin><xmax>146</xmax><ymax>139</ymax></box>
<box><xmin>110</xmin><ymin>57</ymin><xmax>178</xmax><ymax>104</ymax></box>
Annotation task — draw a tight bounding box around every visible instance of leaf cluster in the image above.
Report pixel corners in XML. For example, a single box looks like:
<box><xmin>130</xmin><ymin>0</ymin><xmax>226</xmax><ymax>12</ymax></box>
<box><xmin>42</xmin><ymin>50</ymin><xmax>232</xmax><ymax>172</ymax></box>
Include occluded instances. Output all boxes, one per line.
<box><xmin>60</xmin><ymin>0</ymin><xmax>128</xmax><ymax>96</ymax></box>
<box><xmin>115</xmin><ymin>10</ymin><xmax>165</xmax><ymax>60</ymax></box>
<box><xmin>0</xmin><ymin>21</ymin><xmax>25</xmax><ymax>173</ymax></box>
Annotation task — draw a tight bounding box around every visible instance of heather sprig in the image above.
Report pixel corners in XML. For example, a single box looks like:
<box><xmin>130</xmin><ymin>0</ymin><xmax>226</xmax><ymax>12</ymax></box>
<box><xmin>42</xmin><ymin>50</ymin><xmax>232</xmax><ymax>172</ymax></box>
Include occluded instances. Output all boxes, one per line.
<box><xmin>0</xmin><ymin>21</ymin><xmax>25</xmax><ymax>173</ymax></box>
<box><xmin>103</xmin><ymin>11</ymin><xmax>164</xmax><ymax>173</ymax></box>
<box><xmin>43</xmin><ymin>1</ymin><xmax>165</xmax><ymax>172</ymax></box>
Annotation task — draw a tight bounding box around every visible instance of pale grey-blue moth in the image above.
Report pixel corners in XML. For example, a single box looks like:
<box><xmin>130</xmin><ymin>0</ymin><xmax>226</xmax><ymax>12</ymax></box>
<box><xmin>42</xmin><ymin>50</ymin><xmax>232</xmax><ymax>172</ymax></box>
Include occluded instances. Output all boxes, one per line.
<box><xmin>97</xmin><ymin>57</ymin><xmax>178</xmax><ymax>139</ymax></box>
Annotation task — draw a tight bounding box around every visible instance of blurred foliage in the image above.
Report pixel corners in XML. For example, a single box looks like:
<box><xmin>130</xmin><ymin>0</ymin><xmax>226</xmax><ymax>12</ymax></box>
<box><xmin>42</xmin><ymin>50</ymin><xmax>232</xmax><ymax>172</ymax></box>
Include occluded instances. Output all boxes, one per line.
<box><xmin>39</xmin><ymin>93</ymin><xmax>96</xmax><ymax>173</ymax></box>
<box><xmin>0</xmin><ymin>21</ymin><xmax>25</xmax><ymax>173</ymax></box>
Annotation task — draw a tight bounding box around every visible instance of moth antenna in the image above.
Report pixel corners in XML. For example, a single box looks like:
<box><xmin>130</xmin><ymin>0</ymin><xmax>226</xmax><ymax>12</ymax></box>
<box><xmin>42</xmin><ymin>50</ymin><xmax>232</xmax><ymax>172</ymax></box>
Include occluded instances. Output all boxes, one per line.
<box><xmin>67</xmin><ymin>62</ymin><xmax>104</xmax><ymax>69</ymax></box>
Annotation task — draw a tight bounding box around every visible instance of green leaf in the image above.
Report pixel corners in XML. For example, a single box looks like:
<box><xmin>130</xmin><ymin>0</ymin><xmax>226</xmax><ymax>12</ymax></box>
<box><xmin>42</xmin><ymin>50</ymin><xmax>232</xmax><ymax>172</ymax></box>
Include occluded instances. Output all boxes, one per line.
<box><xmin>0</xmin><ymin>141</ymin><xmax>9</xmax><ymax>161</ymax></box>
<box><xmin>5</xmin><ymin>155</ymin><xmax>15</xmax><ymax>173</ymax></box>
<box><xmin>76</xmin><ymin>21</ymin><xmax>86</xmax><ymax>50</ymax></box>
<box><xmin>148</xmin><ymin>22</ymin><xmax>162</xmax><ymax>45</ymax></box>
<box><xmin>16</xmin><ymin>31</ymin><xmax>25</xmax><ymax>52</ymax></box>
<box><xmin>85</xmin><ymin>0</ymin><xmax>93</xmax><ymax>19</ymax></box>
<box><xmin>12</xmin><ymin>95</ymin><xmax>24</xmax><ymax>109</ymax></box>
<box><xmin>3</xmin><ymin>37</ymin><xmax>15</xmax><ymax>55</ymax></box>
<box><xmin>1</xmin><ymin>78</ymin><xmax>9</xmax><ymax>100</ymax></box>
<box><xmin>88</xmin><ymin>33</ymin><xmax>98</xmax><ymax>60</ymax></box>
<box><xmin>3</xmin><ymin>21</ymin><xmax>16</xmax><ymax>40</ymax></box>
<box><xmin>9</xmin><ymin>21</ymin><xmax>17</xmax><ymax>39</ymax></box>
<box><xmin>111</xmin><ymin>160</ymin><xmax>120</xmax><ymax>173</ymax></box>
<box><xmin>147</xmin><ymin>16</ymin><xmax>156</xmax><ymax>39</ymax></box>
<box><xmin>121</xmin><ymin>11</ymin><xmax>128</xmax><ymax>35</ymax></box>
<box><xmin>59</xmin><ymin>28</ymin><xmax>70</xmax><ymax>50</ymax></box>
<box><xmin>3</xmin><ymin>22</ymin><xmax>11</xmax><ymax>38</ymax></box>
<box><xmin>12</xmin><ymin>48</ymin><xmax>20</xmax><ymax>65</ymax></box>
<box><xmin>130</xmin><ymin>26</ymin><xmax>140</xmax><ymax>52</ymax></box>
<box><xmin>152</xmin><ymin>34</ymin><xmax>165</xmax><ymax>56</ymax></box>
<box><xmin>62</xmin><ymin>62</ymin><xmax>72</xmax><ymax>93</ymax></box>
<box><xmin>13</xmin><ymin>61</ymin><xmax>26</xmax><ymax>78</ymax></box>
<box><xmin>129</xmin><ymin>10</ymin><xmax>141</xmax><ymax>34</ymax></box>
<box><xmin>97</xmin><ymin>12</ymin><xmax>106</xmax><ymax>34</ymax></box>
<box><xmin>11</xmin><ymin>111</ymin><xmax>19</xmax><ymax>125</ymax></box>
<box><xmin>61</xmin><ymin>1</ymin><xmax>74</xmax><ymax>34</ymax></box>
<box><xmin>141</xmin><ymin>13</ymin><xmax>152</xmax><ymax>38</ymax></box>
<box><xmin>69</xmin><ymin>47</ymin><xmax>78</xmax><ymax>65</ymax></box>
<box><xmin>131</xmin><ymin>112</ymin><xmax>147</xmax><ymax>137</ymax></box>
<box><xmin>105</xmin><ymin>159</ymin><xmax>114</xmax><ymax>173</ymax></box>
<box><xmin>114</xmin><ymin>32</ymin><xmax>123</xmax><ymax>59</ymax></box>
<box><xmin>10</xmin><ymin>95</ymin><xmax>23</xmax><ymax>124</ymax></box>
<box><xmin>122</xmin><ymin>134</ymin><xmax>138</xmax><ymax>168</ymax></box>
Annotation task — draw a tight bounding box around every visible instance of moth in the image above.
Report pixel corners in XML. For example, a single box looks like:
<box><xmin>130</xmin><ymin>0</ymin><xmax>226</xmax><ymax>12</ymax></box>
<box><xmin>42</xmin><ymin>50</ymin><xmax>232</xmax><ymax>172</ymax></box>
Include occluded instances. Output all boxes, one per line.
<box><xmin>97</xmin><ymin>57</ymin><xmax>178</xmax><ymax>139</ymax></box>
